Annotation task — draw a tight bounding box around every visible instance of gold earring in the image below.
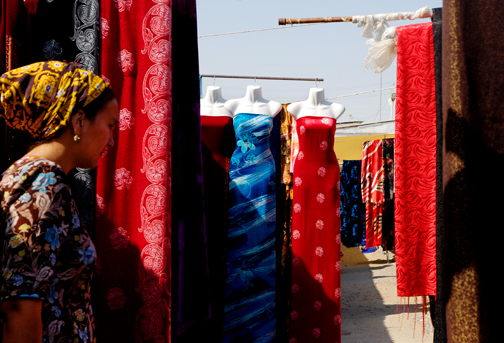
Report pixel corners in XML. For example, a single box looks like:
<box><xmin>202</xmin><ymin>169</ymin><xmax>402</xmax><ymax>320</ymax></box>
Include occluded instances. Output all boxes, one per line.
<box><xmin>74</xmin><ymin>134</ymin><xmax>81</xmax><ymax>142</ymax></box>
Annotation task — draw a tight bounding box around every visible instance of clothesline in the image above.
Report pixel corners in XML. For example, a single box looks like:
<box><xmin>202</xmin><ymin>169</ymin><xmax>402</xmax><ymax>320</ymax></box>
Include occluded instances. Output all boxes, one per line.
<box><xmin>198</xmin><ymin>7</ymin><xmax>432</xmax><ymax>39</ymax></box>
<box><xmin>198</xmin><ymin>23</ymin><xmax>324</xmax><ymax>38</ymax></box>
<box><xmin>200</xmin><ymin>74</ymin><xmax>324</xmax><ymax>82</ymax></box>
<box><xmin>326</xmin><ymin>86</ymin><xmax>395</xmax><ymax>99</ymax></box>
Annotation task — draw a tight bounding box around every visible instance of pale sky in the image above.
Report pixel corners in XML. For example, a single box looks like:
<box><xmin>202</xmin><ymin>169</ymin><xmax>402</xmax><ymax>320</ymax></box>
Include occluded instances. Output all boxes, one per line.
<box><xmin>197</xmin><ymin>0</ymin><xmax>443</xmax><ymax>123</ymax></box>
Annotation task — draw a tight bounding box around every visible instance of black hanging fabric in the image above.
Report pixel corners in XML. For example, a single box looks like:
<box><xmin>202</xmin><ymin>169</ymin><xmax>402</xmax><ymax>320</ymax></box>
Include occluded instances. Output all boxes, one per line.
<box><xmin>171</xmin><ymin>0</ymin><xmax>210</xmax><ymax>341</ymax></box>
<box><xmin>381</xmin><ymin>139</ymin><xmax>395</xmax><ymax>251</ymax></box>
<box><xmin>431</xmin><ymin>7</ymin><xmax>446</xmax><ymax>343</ymax></box>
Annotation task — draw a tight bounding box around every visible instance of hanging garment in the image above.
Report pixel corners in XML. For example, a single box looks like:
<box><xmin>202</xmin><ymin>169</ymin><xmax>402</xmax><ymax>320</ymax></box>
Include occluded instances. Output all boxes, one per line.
<box><xmin>279</xmin><ymin>105</ymin><xmax>294</xmax><ymax>269</ymax></box>
<box><xmin>278</xmin><ymin>104</ymin><xmax>294</xmax><ymax>341</ymax></box>
<box><xmin>94</xmin><ymin>1</ymin><xmax>172</xmax><ymax>341</ymax></box>
<box><xmin>31</xmin><ymin>0</ymin><xmax>99</xmax><ymax>72</ymax></box>
<box><xmin>270</xmin><ymin>113</ymin><xmax>290</xmax><ymax>341</ymax></box>
<box><xmin>381</xmin><ymin>139</ymin><xmax>395</xmax><ymax>251</ymax></box>
<box><xmin>443</xmin><ymin>1</ymin><xmax>504</xmax><ymax>340</ymax></box>
<box><xmin>340</xmin><ymin>160</ymin><xmax>365</xmax><ymax>248</ymax></box>
<box><xmin>361</xmin><ymin>140</ymin><xmax>384</xmax><ymax>248</ymax></box>
<box><xmin>0</xmin><ymin>0</ymin><xmax>31</xmax><ymax>174</ymax></box>
<box><xmin>224</xmin><ymin>113</ymin><xmax>277</xmax><ymax>343</ymax></box>
<box><xmin>22</xmin><ymin>0</ymin><xmax>102</xmax><ymax>238</ymax></box>
<box><xmin>290</xmin><ymin>117</ymin><xmax>299</xmax><ymax>174</ymax></box>
<box><xmin>280</xmin><ymin>104</ymin><xmax>294</xmax><ymax>184</ymax></box>
<box><xmin>1</xmin><ymin>0</ymin><xmax>100</xmax><ymax>238</ymax></box>
<box><xmin>395</xmin><ymin>22</ymin><xmax>436</xmax><ymax>298</ymax></box>
<box><xmin>0</xmin><ymin>0</ymin><xmax>28</xmax><ymax>75</ymax></box>
<box><xmin>200</xmin><ymin>115</ymin><xmax>235</xmax><ymax>339</ymax></box>
<box><xmin>382</xmin><ymin>139</ymin><xmax>394</xmax><ymax>201</ymax></box>
<box><xmin>431</xmin><ymin>8</ymin><xmax>444</xmax><ymax>339</ymax></box>
<box><xmin>290</xmin><ymin>116</ymin><xmax>341</xmax><ymax>343</ymax></box>
<box><xmin>171</xmin><ymin>1</ymin><xmax>210</xmax><ymax>340</ymax></box>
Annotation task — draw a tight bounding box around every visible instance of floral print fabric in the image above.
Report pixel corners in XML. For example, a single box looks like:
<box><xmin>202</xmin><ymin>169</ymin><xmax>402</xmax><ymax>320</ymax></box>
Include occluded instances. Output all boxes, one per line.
<box><xmin>0</xmin><ymin>157</ymin><xmax>96</xmax><ymax>342</ymax></box>
<box><xmin>340</xmin><ymin>160</ymin><xmax>365</xmax><ymax>248</ymax></box>
<box><xmin>225</xmin><ymin>113</ymin><xmax>276</xmax><ymax>342</ymax></box>
<box><xmin>280</xmin><ymin>104</ymin><xmax>294</xmax><ymax>184</ymax></box>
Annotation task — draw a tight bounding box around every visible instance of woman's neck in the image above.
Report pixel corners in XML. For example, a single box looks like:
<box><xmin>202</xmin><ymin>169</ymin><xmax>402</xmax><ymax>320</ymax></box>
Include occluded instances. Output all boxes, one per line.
<box><xmin>25</xmin><ymin>139</ymin><xmax>73</xmax><ymax>174</ymax></box>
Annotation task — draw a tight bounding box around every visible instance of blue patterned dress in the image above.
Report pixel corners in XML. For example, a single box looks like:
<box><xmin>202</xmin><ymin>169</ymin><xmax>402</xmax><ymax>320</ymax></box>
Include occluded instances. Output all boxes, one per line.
<box><xmin>224</xmin><ymin>113</ymin><xmax>276</xmax><ymax>343</ymax></box>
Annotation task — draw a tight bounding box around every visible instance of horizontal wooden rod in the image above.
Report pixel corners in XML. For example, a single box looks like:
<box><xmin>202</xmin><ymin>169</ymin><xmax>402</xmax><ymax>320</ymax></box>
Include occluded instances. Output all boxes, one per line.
<box><xmin>279</xmin><ymin>17</ymin><xmax>352</xmax><ymax>25</ymax></box>
<box><xmin>200</xmin><ymin>75</ymin><xmax>324</xmax><ymax>82</ymax></box>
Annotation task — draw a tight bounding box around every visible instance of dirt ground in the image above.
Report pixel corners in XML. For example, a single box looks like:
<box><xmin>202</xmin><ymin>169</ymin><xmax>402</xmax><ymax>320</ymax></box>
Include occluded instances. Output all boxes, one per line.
<box><xmin>341</xmin><ymin>246</ymin><xmax>434</xmax><ymax>343</ymax></box>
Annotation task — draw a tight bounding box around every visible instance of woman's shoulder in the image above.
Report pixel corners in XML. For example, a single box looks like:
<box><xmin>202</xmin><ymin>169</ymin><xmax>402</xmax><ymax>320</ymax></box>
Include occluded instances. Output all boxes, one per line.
<box><xmin>1</xmin><ymin>157</ymin><xmax>67</xmax><ymax>206</ymax></box>
<box><xmin>2</xmin><ymin>156</ymin><xmax>65</xmax><ymax>180</ymax></box>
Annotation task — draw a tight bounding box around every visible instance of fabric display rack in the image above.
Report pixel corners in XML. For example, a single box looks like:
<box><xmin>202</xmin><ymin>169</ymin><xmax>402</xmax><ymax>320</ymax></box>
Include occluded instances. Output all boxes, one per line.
<box><xmin>1</xmin><ymin>1</ymin><xmax>503</xmax><ymax>343</ymax></box>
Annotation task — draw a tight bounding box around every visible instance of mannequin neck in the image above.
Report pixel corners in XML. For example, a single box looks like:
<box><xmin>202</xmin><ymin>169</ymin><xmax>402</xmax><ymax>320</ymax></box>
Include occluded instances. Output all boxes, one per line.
<box><xmin>244</xmin><ymin>85</ymin><xmax>263</xmax><ymax>103</ymax></box>
<box><xmin>203</xmin><ymin>86</ymin><xmax>224</xmax><ymax>104</ymax></box>
<box><xmin>307</xmin><ymin>88</ymin><xmax>326</xmax><ymax>106</ymax></box>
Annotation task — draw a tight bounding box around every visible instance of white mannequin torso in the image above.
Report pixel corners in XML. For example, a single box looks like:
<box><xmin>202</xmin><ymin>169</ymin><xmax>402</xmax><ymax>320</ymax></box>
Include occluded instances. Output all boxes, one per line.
<box><xmin>200</xmin><ymin>86</ymin><xmax>233</xmax><ymax>117</ymax></box>
<box><xmin>224</xmin><ymin>85</ymin><xmax>282</xmax><ymax>117</ymax></box>
<box><xmin>287</xmin><ymin>88</ymin><xmax>345</xmax><ymax>120</ymax></box>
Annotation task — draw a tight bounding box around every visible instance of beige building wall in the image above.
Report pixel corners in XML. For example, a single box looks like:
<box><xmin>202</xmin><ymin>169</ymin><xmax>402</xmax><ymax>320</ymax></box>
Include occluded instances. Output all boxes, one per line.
<box><xmin>334</xmin><ymin>134</ymin><xmax>395</xmax><ymax>164</ymax></box>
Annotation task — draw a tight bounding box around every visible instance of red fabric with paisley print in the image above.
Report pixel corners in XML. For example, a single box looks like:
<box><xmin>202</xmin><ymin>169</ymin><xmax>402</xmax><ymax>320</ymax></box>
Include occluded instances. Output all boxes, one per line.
<box><xmin>94</xmin><ymin>1</ymin><xmax>172</xmax><ymax>342</ymax></box>
<box><xmin>361</xmin><ymin>139</ymin><xmax>384</xmax><ymax>248</ymax></box>
<box><xmin>290</xmin><ymin>116</ymin><xmax>341</xmax><ymax>343</ymax></box>
<box><xmin>395</xmin><ymin>23</ymin><xmax>437</xmax><ymax>297</ymax></box>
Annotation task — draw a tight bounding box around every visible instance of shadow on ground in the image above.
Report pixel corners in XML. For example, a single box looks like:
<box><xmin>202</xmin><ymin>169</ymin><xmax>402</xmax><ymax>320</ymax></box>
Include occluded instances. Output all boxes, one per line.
<box><xmin>341</xmin><ymin>246</ymin><xmax>433</xmax><ymax>343</ymax></box>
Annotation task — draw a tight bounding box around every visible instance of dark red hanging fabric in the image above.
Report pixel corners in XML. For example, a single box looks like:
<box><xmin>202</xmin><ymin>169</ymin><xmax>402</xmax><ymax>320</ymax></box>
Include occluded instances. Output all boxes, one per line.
<box><xmin>0</xmin><ymin>0</ymin><xmax>31</xmax><ymax>173</ymax></box>
<box><xmin>395</xmin><ymin>22</ymin><xmax>436</xmax><ymax>298</ymax></box>
<box><xmin>94</xmin><ymin>1</ymin><xmax>172</xmax><ymax>341</ymax></box>
<box><xmin>361</xmin><ymin>139</ymin><xmax>384</xmax><ymax>249</ymax></box>
<box><xmin>199</xmin><ymin>115</ymin><xmax>235</xmax><ymax>339</ymax></box>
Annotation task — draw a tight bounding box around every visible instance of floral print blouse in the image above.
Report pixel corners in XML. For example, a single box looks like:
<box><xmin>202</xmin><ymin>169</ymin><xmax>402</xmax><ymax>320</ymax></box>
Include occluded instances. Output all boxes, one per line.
<box><xmin>0</xmin><ymin>157</ymin><xmax>96</xmax><ymax>343</ymax></box>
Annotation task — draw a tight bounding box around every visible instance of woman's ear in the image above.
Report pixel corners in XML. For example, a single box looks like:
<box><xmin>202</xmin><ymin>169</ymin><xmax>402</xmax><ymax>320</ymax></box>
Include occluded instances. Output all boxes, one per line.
<box><xmin>70</xmin><ymin>109</ymin><xmax>86</xmax><ymax>134</ymax></box>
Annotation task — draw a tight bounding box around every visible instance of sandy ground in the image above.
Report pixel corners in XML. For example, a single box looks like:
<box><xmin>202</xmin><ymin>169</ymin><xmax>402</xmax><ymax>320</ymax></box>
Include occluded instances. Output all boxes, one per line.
<box><xmin>341</xmin><ymin>246</ymin><xmax>433</xmax><ymax>343</ymax></box>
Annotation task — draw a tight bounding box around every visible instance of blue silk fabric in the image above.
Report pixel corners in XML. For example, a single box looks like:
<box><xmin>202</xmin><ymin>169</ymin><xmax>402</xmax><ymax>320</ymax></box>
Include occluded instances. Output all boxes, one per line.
<box><xmin>224</xmin><ymin>113</ymin><xmax>276</xmax><ymax>343</ymax></box>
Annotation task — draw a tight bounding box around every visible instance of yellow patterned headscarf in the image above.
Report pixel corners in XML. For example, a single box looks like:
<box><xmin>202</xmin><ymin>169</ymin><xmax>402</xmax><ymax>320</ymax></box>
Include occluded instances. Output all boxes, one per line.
<box><xmin>0</xmin><ymin>61</ymin><xmax>109</xmax><ymax>139</ymax></box>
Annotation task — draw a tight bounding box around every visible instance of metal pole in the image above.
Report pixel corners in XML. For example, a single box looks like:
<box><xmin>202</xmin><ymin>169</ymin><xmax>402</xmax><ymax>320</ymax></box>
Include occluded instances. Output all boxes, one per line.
<box><xmin>278</xmin><ymin>16</ymin><xmax>352</xmax><ymax>25</ymax></box>
<box><xmin>278</xmin><ymin>8</ymin><xmax>433</xmax><ymax>26</ymax></box>
<box><xmin>200</xmin><ymin>75</ymin><xmax>324</xmax><ymax>82</ymax></box>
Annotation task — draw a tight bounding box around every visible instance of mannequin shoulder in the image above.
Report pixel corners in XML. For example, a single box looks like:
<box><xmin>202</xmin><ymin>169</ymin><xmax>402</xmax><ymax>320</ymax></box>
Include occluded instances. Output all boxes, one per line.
<box><xmin>223</xmin><ymin>98</ymin><xmax>243</xmax><ymax>114</ymax></box>
<box><xmin>330</xmin><ymin>102</ymin><xmax>345</xmax><ymax>119</ymax></box>
<box><xmin>268</xmin><ymin>100</ymin><xmax>282</xmax><ymax>117</ymax></box>
<box><xmin>200</xmin><ymin>100</ymin><xmax>232</xmax><ymax>117</ymax></box>
<box><xmin>286</xmin><ymin>102</ymin><xmax>303</xmax><ymax>117</ymax></box>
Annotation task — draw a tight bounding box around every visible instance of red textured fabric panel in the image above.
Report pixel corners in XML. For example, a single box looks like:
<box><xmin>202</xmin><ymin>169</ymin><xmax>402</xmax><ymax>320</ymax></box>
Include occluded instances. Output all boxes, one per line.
<box><xmin>395</xmin><ymin>23</ymin><xmax>436</xmax><ymax>297</ymax></box>
<box><xmin>94</xmin><ymin>1</ymin><xmax>172</xmax><ymax>342</ymax></box>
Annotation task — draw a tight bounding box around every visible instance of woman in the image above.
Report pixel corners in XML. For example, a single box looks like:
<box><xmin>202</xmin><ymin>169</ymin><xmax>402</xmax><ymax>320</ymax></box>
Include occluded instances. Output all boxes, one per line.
<box><xmin>0</xmin><ymin>61</ymin><xmax>118</xmax><ymax>342</ymax></box>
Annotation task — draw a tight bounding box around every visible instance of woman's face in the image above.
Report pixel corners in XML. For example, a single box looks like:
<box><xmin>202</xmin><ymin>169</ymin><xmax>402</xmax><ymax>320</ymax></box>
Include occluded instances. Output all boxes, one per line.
<box><xmin>79</xmin><ymin>98</ymin><xmax>119</xmax><ymax>168</ymax></box>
